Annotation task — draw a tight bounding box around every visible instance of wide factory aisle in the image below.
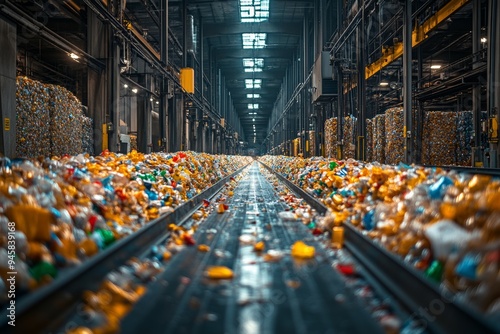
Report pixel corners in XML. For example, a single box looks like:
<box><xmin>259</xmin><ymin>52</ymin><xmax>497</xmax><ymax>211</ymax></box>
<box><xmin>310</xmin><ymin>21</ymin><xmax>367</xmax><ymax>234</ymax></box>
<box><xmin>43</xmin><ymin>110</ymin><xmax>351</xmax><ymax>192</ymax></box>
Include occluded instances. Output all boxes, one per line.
<box><xmin>2</xmin><ymin>0</ymin><xmax>500</xmax><ymax>333</ymax></box>
<box><xmin>121</xmin><ymin>163</ymin><xmax>380</xmax><ymax>334</ymax></box>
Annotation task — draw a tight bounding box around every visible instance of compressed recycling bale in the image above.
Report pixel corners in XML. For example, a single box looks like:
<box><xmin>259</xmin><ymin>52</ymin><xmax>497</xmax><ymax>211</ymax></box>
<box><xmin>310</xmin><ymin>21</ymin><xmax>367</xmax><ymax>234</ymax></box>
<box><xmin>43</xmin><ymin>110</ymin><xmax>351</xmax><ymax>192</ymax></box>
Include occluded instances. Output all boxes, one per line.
<box><xmin>308</xmin><ymin>131</ymin><xmax>316</xmax><ymax>156</ymax></box>
<box><xmin>385</xmin><ymin>107</ymin><xmax>405</xmax><ymax>164</ymax></box>
<box><xmin>16</xmin><ymin>77</ymin><xmax>51</xmax><ymax>158</ymax></box>
<box><xmin>324</xmin><ymin>118</ymin><xmax>337</xmax><ymax>158</ymax></box>
<box><xmin>373</xmin><ymin>114</ymin><xmax>386</xmax><ymax>163</ymax></box>
<box><xmin>456</xmin><ymin>111</ymin><xmax>472</xmax><ymax>166</ymax></box>
<box><xmin>366</xmin><ymin>118</ymin><xmax>373</xmax><ymax>162</ymax></box>
<box><xmin>49</xmin><ymin>85</ymin><xmax>83</xmax><ymax>156</ymax></box>
<box><xmin>130</xmin><ymin>135</ymin><xmax>138</xmax><ymax>152</ymax></box>
<box><xmin>343</xmin><ymin>116</ymin><xmax>356</xmax><ymax>159</ymax></box>
<box><xmin>82</xmin><ymin>116</ymin><xmax>94</xmax><ymax>155</ymax></box>
<box><xmin>422</xmin><ymin>111</ymin><xmax>457</xmax><ymax>165</ymax></box>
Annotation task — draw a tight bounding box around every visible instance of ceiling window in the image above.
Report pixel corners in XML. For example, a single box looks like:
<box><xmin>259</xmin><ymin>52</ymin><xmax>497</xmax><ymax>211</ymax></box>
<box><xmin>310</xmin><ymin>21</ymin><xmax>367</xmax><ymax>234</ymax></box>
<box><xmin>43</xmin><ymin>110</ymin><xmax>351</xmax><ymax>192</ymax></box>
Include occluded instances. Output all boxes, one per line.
<box><xmin>243</xmin><ymin>58</ymin><xmax>264</xmax><ymax>67</ymax></box>
<box><xmin>247</xmin><ymin>93</ymin><xmax>261</xmax><ymax>98</ymax></box>
<box><xmin>242</xmin><ymin>33</ymin><xmax>266</xmax><ymax>49</ymax></box>
<box><xmin>243</xmin><ymin>58</ymin><xmax>264</xmax><ymax>72</ymax></box>
<box><xmin>240</xmin><ymin>0</ymin><xmax>270</xmax><ymax>23</ymax></box>
<box><xmin>248</xmin><ymin>103</ymin><xmax>259</xmax><ymax>109</ymax></box>
<box><xmin>245</xmin><ymin>79</ymin><xmax>262</xmax><ymax>89</ymax></box>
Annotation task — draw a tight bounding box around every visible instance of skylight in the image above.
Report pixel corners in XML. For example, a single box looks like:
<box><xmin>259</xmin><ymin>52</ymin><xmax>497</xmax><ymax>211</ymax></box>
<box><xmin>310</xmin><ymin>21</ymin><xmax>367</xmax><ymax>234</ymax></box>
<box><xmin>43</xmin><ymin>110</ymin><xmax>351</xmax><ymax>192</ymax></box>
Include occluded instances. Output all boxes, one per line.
<box><xmin>248</xmin><ymin>104</ymin><xmax>259</xmax><ymax>109</ymax></box>
<box><xmin>240</xmin><ymin>0</ymin><xmax>270</xmax><ymax>23</ymax></box>
<box><xmin>243</xmin><ymin>58</ymin><xmax>264</xmax><ymax>67</ymax></box>
<box><xmin>245</xmin><ymin>79</ymin><xmax>262</xmax><ymax>89</ymax></box>
<box><xmin>242</xmin><ymin>33</ymin><xmax>266</xmax><ymax>49</ymax></box>
<box><xmin>247</xmin><ymin>94</ymin><xmax>261</xmax><ymax>98</ymax></box>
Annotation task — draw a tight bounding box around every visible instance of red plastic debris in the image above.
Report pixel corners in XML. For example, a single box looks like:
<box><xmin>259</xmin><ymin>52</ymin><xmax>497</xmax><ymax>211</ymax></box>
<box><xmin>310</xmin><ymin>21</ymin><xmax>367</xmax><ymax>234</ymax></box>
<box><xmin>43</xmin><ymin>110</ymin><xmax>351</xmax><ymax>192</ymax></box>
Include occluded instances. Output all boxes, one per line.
<box><xmin>336</xmin><ymin>263</ymin><xmax>355</xmax><ymax>276</ymax></box>
<box><xmin>183</xmin><ymin>234</ymin><xmax>196</xmax><ymax>246</ymax></box>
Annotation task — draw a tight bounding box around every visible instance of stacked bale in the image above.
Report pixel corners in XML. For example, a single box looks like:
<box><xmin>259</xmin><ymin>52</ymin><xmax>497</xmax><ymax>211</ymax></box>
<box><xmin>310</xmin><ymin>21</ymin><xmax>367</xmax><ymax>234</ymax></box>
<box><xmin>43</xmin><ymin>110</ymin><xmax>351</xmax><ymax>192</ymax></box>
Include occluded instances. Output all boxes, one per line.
<box><xmin>324</xmin><ymin>117</ymin><xmax>338</xmax><ymax>158</ymax></box>
<box><xmin>343</xmin><ymin>116</ymin><xmax>356</xmax><ymax>159</ymax></box>
<box><xmin>16</xmin><ymin>77</ymin><xmax>51</xmax><ymax>157</ymax></box>
<box><xmin>16</xmin><ymin>77</ymin><xmax>91</xmax><ymax>158</ymax></box>
<box><xmin>385</xmin><ymin>107</ymin><xmax>405</xmax><ymax>164</ymax></box>
<box><xmin>422</xmin><ymin>111</ymin><xmax>457</xmax><ymax>165</ymax></box>
<box><xmin>366</xmin><ymin>118</ymin><xmax>373</xmax><ymax>162</ymax></box>
<box><xmin>373</xmin><ymin>114</ymin><xmax>386</xmax><ymax>163</ymax></box>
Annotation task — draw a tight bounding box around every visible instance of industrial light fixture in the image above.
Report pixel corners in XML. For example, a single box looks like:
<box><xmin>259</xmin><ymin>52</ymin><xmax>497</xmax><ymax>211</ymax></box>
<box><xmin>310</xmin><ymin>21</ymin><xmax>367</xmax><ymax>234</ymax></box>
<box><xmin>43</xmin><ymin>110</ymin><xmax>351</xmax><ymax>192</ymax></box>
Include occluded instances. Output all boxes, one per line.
<box><xmin>150</xmin><ymin>98</ymin><xmax>153</xmax><ymax>102</ymax></box>
<box><xmin>252</xmin><ymin>118</ymin><xmax>255</xmax><ymax>121</ymax></box>
<box><xmin>481</xmin><ymin>37</ymin><xmax>487</xmax><ymax>43</ymax></box>
<box><xmin>69</xmin><ymin>52</ymin><xmax>79</xmax><ymax>60</ymax></box>
<box><xmin>379</xmin><ymin>82</ymin><xmax>389</xmax><ymax>86</ymax></box>
<box><xmin>132</xmin><ymin>88</ymin><xmax>138</xmax><ymax>93</ymax></box>
<box><xmin>430</xmin><ymin>64</ymin><xmax>442</xmax><ymax>69</ymax></box>
<box><xmin>124</xmin><ymin>84</ymin><xmax>128</xmax><ymax>88</ymax></box>
<box><xmin>156</xmin><ymin>101</ymin><xmax>159</xmax><ymax>105</ymax></box>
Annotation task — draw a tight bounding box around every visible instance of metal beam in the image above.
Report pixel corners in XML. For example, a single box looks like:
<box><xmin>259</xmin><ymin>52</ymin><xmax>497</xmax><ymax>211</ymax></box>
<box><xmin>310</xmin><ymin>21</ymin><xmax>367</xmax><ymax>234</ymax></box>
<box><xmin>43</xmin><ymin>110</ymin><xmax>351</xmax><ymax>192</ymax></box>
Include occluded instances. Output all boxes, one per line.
<box><xmin>204</xmin><ymin>22</ymin><xmax>301</xmax><ymax>37</ymax></box>
<box><xmin>214</xmin><ymin>48</ymin><xmax>295</xmax><ymax>59</ymax></box>
<box><xmin>222</xmin><ymin>70</ymin><xmax>285</xmax><ymax>80</ymax></box>
<box><xmin>365</xmin><ymin>0</ymin><xmax>472</xmax><ymax>79</ymax></box>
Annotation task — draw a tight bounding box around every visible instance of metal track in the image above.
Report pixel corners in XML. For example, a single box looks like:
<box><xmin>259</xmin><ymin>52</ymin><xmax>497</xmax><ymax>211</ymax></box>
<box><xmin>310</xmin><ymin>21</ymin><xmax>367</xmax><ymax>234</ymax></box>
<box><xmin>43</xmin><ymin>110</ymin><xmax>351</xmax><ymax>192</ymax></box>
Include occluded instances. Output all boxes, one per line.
<box><xmin>260</xmin><ymin>162</ymin><xmax>500</xmax><ymax>334</ymax></box>
<box><xmin>423</xmin><ymin>165</ymin><xmax>500</xmax><ymax>176</ymax></box>
<box><xmin>0</xmin><ymin>167</ymin><xmax>247</xmax><ymax>334</ymax></box>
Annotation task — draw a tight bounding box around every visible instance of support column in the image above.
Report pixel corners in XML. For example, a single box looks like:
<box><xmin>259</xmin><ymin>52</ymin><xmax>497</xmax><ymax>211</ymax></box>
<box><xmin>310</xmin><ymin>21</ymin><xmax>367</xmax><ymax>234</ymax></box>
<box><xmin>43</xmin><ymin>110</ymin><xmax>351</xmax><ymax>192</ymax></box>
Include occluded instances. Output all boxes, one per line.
<box><xmin>87</xmin><ymin>11</ymin><xmax>107</xmax><ymax>154</ymax></box>
<box><xmin>159</xmin><ymin>0</ymin><xmax>169</xmax><ymax>151</ymax></box>
<box><xmin>471</xmin><ymin>0</ymin><xmax>482</xmax><ymax>166</ymax></box>
<box><xmin>137</xmin><ymin>90</ymin><xmax>152</xmax><ymax>154</ymax></box>
<box><xmin>108</xmin><ymin>37</ymin><xmax>121</xmax><ymax>153</ymax></box>
<box><xmin>403</xmin><ymin>0</ymin><xmax>413</xmax><ymax>163</ymax></box>
<box><xmin>356</xmin><ymin>0</ymin><xmax>366</xmax><ymax>161</ymax></box>
<box><xmin>487</xmin><ymin>0</ymin><xmax>500</xmax><ymax>167</ymax></box>
<box><xmin>0</xmin><ymin>17</ymin><xmax>16</xmax><ymax>157</ymax></box>
<box><xmin>336</xmin><ymin>63</ymin><xmax>344</xmax><ymax>159</ymax></box>
<box><xmin>169</xmin><ymin>93</ymin><xmax>184</xmax><ymax>152</ymax></box>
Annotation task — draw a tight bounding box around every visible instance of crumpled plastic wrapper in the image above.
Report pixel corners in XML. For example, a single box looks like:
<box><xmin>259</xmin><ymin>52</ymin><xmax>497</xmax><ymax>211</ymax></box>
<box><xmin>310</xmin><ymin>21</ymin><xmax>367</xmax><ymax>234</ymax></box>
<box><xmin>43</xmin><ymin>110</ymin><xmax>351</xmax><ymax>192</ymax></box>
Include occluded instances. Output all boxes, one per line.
<box><xmin>324</xmin><ymin>118</ymin><xmax>337</xmax><ymax>158</ymax></box>
<box><xmin>373</xmin><ymin>114</ymin><xmax>386</xmax><ymax>163</ymax></box>
<box><xmin>385</xmin><ymin>107</ymin><xmax>405</xmax><ymax>164</ymax></box>
<box><xmin>343</xmin><ymin>116</ymin><xmax>356</xmax><ymax>159</ymax></box>
<box><xmin>422</xmin><ymin>111</ymin><xmax>457</xmax><ymax>166</ymax></box>
<box><xmin>366</xmin><ymin>119</ymin><xmax>373</xmax><ymax>162</ymax></box>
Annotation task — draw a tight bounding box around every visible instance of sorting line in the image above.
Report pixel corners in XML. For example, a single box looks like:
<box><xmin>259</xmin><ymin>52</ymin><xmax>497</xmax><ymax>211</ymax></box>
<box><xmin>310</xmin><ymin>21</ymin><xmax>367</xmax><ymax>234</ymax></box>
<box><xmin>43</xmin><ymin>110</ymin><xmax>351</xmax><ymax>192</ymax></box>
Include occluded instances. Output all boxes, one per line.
<box><xmin>122</xmin><ymin>162</ymin><xmax>382</xmax><ymax>334</ymax></box>
<box><xmin>0</xmin><ymin>166</ymin><xmax>247</xmax><ymax>334</ymax></box>
<box><xmin>260</xmin><ymin>162</ymin><xmax>500</xmax><ymax>334</ymax></box>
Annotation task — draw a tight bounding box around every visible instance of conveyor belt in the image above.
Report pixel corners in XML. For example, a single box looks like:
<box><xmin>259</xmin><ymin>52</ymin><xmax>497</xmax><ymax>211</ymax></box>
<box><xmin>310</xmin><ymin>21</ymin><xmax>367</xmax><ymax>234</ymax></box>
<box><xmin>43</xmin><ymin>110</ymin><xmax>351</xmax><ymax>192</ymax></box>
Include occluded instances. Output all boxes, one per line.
<box><xmin>423</xmin><ymin>165</ymin><xmax>500</xmax><ymax>177</ymax></box>
<box><xmin>0</xmin><ymin>166</ymin><xmax>247</xmax><ymax>334</ymax></box>
<box><xmin>121</xmin><ymin>163</ymin><xmax>383</xmax><ymax>334</ymax></box>
<box><xmin>261</xmin><ymin>162</ymin><xmax>500</xmax><ymax>334</ymax></box>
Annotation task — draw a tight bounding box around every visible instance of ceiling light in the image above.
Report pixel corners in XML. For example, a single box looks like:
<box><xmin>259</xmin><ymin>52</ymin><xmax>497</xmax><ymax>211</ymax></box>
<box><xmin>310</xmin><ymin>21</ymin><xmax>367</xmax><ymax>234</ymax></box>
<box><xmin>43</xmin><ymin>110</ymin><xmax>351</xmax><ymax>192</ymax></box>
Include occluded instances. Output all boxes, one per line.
<box><xmin>132</xmin><ymin>88</ymin><xmax>138</xmax><ymax>93</ymax></box>
<box><xmin>430</xmin><ymin>65</ymin><xmax>442</xmax><ymax>69</ymax></box>
<box><xmin>379</xmin><ymin>82</ymin><xmax>389</xmax><ymax>86</ymax></box>
<box><xmin>124</xmin><ymin>84</ymin><xmax>128</xmax><ymax>88</ymax></box>
<box><xmin>156</xmin><ymin>101</ymin><xmax>159</xmax><ymax>104</ymax></box>
<box><xmin>69</xmin><ymin>53</ymin><xmax>79</xmax><ymax>60</ymax></box>
<box><xmin>150</xmin><ymin>98</ymin><xmax>153</xmax><ymax>102</ymax></box>
<box><xmin>481</xmin><ymin>37</ymin><xmax>487</xmax><ymax>43</ymax></box>
<box><xmin>252</xmin><ymin>118</ymin><xmax>255</xmax><ymax>121</ymax></box>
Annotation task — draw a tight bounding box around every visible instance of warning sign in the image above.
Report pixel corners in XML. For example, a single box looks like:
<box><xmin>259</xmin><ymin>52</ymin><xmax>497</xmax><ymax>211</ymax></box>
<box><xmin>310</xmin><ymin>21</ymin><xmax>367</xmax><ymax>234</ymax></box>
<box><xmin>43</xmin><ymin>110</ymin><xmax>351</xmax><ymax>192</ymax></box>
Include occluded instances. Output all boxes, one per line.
<box><xmin>4</xmin><ymin>118</ymin><xmax>10</xmax><ymax>131</ymax></box>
